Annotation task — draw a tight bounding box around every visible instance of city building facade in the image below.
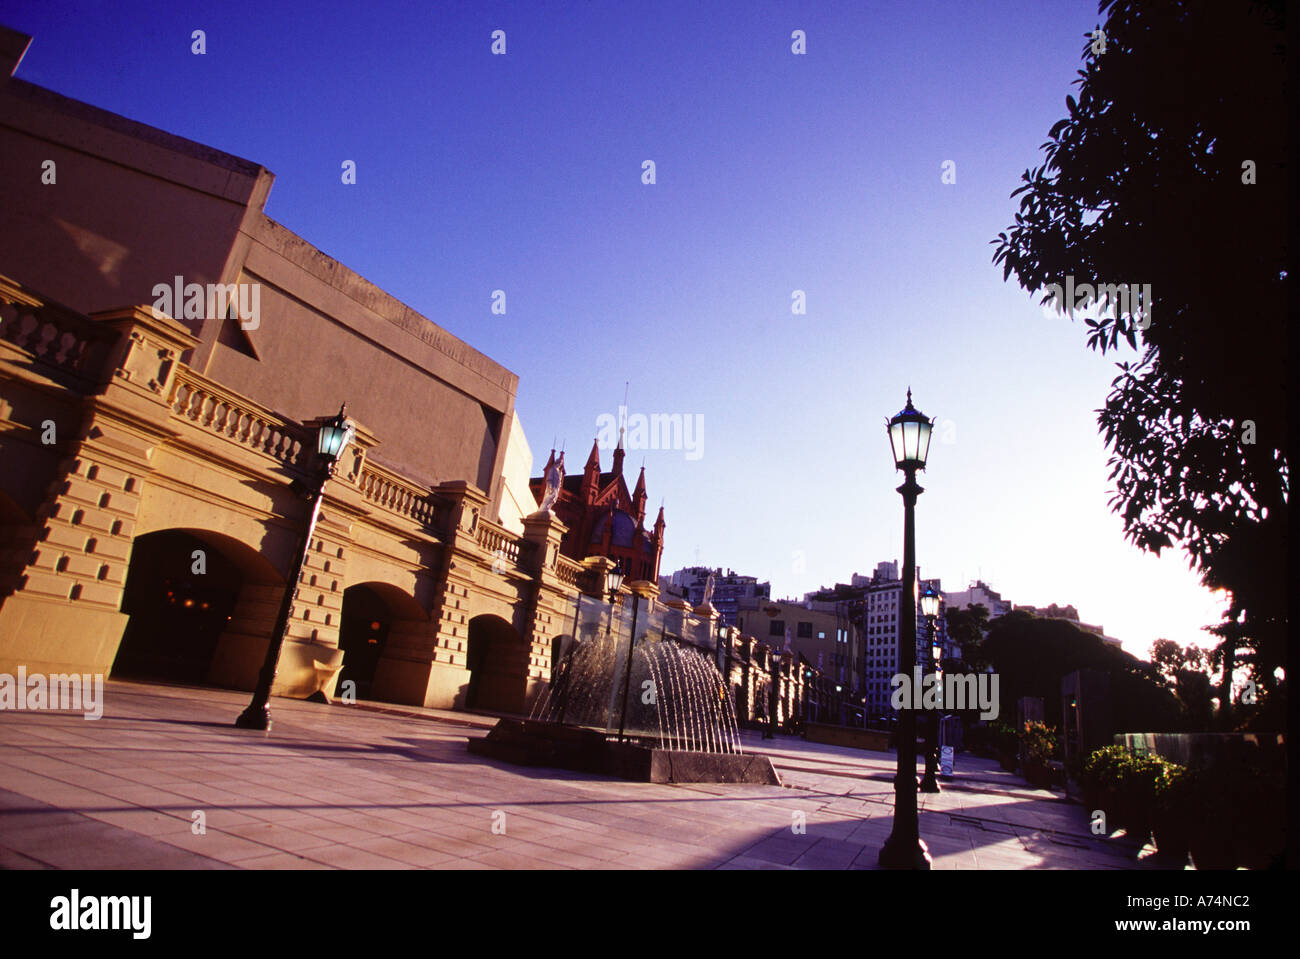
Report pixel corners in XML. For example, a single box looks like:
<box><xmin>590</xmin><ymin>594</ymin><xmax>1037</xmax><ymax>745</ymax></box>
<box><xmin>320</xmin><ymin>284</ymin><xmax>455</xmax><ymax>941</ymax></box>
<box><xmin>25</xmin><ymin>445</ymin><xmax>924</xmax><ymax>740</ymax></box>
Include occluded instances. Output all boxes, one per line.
<box><xmin>806</xmin><ymin>561</ymin><xmax>951</xmax><ymax>721</ymax></box>
<box><xmin>733</xmin><ymin>597</ymin><xmax>862</xmax><ymax>721</ymax></box>
<box><xmin>664</xmin><ymin>566</ymin><xmax>770</xmax><ymax>627</ymax></box>
<box><xmin>526</xmin><ymin>441</ymin><xmax>665</xmax><ymax>584</ymax></box>
<box><xmin>944</xmin><ymin>580</ymin><xmax>1013</xmax><ymax>620</ymax></box>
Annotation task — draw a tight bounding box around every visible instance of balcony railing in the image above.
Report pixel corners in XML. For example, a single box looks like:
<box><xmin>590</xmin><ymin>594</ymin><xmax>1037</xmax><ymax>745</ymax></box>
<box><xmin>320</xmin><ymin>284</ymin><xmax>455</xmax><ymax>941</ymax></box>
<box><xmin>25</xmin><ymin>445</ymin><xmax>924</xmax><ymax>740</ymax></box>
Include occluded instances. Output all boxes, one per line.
<box><xmin>0</xmin><ymin>276</ymin><xmax>118</xmax><ymax>385</ymax></box>
<box><xmin>358</xmin><ymin>461</ymin><xmax>441</xmax><ymax>530</ymax></box>
<box><xmin>170</xmin><ymin>368</ymin><xmax>310</xmax><ymax>468</ymax></box>
<box><xmin>555</xmin><ymin>556</ymin><xmax>582</xmax><ymax>588</ymax></box>
<box><xmin>476</xmin><ymin>520</ymin><xmax>534</xmax><ymax>569</ymax></box>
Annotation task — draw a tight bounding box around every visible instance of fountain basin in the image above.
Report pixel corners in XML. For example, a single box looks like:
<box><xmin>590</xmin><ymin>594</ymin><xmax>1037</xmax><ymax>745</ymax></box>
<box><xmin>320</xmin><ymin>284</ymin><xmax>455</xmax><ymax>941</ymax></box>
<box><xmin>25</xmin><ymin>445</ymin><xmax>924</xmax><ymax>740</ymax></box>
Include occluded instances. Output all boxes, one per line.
<box><xmin>468</xmin><ymin>719</ymin><xmax>781</xmax><ymax>785</ymax></box>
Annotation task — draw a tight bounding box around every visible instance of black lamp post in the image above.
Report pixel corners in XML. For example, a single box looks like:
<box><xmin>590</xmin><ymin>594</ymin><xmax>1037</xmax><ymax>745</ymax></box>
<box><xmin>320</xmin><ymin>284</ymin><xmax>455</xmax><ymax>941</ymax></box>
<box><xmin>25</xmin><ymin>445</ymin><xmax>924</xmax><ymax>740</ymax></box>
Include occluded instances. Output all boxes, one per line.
<box><xmin>879</xmin><ymin>388</ymin><xmax>935</xmax><ymax>870</ymax></box>
<box><xmin>236</xmin><ymin>405</ymin><xmax>354</xmax><ymax>731</ymax></box>
<box><xmin>919</xmin><ymin>583</ymin><xmax>942</xmax><ymax>793</ymax></box>
<box><xmin>615</xmin><ymin>574</ymin><xmax>644</xmax><ymax>743</ymax></box>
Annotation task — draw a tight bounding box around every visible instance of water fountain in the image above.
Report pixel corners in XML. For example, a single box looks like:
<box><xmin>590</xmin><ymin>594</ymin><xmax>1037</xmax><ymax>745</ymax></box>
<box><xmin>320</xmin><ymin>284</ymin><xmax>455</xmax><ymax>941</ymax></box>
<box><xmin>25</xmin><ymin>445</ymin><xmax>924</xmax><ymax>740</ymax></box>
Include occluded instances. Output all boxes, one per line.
<box><xmin>531</xmin><ymin>630</ymin><xmax>742</xmax><ymax>753</ymax></box>
<box><xmin>468</xmin><ymin>583</ymin><xmax>779</xmax><ymax>784</ymax></box>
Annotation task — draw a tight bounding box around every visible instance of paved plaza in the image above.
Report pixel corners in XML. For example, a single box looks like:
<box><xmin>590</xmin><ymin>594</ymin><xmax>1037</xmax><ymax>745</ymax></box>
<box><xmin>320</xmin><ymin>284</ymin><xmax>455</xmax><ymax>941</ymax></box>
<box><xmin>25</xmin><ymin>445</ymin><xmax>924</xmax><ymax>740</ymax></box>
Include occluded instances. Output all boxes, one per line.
<box><xmin>0</xmin><ymin>680</ymin><xmax>1176</xmax><ymax>870</ymax></box>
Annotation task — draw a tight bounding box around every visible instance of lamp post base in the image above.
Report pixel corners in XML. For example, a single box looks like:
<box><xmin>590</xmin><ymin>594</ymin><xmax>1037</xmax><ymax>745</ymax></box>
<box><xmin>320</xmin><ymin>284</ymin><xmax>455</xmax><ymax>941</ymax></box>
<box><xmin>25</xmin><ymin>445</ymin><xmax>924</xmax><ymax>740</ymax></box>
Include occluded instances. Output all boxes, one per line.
<box><xmin>234</xmin><ymin>704</ymin><xmax>272</xmax><ymax>731</ymax></box>
<box><xmin>878</xmin><ymin>833</ymin><xmax>933</xmax><ymax>870</ymax></box>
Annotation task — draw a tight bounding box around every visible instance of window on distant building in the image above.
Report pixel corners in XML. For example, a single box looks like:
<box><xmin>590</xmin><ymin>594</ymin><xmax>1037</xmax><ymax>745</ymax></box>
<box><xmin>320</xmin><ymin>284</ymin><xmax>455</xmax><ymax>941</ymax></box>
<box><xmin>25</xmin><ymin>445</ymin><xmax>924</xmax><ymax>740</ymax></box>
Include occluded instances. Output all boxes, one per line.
<box><xmin>797</xmin><ymin>622</ymin><xmax>813</xmax><ymax>638</ymax></box>
<box><xmin>769</xmin><ymin>620</ymin><xmax>785</xmax><ymax>637</ymax></box>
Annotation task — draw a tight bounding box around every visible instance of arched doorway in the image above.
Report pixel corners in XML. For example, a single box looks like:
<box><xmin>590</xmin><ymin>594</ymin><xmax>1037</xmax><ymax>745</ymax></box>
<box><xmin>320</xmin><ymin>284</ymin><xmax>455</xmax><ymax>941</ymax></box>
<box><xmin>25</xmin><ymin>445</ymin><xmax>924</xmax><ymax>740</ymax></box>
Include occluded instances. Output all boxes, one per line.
<box><xmin>114</xmin><ymin>529</ymin><xmax>280</xmax><ymax>684</ymax></box>
<box><xmin>337</xmin><ymin>582</ymin><xmax>426</xmax><ymax>702</ymax></box>
<box><xmin>465</xmin><ymin>614</ymin><xmax>528</xmax><ymax>714</ymax></box>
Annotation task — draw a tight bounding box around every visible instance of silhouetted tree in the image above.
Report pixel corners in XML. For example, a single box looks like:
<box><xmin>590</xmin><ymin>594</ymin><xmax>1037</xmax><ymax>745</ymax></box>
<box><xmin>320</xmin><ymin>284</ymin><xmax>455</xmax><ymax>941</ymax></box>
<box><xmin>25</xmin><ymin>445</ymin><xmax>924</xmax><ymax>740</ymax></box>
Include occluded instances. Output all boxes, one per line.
<box><xmin>984</xmin><ymin>611</ymin><xmax>1181</xmax><ymax>733</ymax></box>
<box><xmin>990</xmin><ymin>1</ymin><xmax>1288</xmax><ymax>707</ymax></box>
<box><xmin>1150</xmin><ymin>638</ymin><xmax>1215</xmax><ymax>729</ymax></box>
<box><xmin>944</xmin><ymin>603</ymin><xmax>990</xmax><ymax>669</ymax></box>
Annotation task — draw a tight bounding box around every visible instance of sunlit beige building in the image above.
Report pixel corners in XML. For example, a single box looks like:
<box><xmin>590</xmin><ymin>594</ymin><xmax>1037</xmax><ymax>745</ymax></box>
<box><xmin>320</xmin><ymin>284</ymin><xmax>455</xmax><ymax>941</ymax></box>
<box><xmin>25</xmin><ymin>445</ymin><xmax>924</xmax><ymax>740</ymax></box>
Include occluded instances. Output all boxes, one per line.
<box><xmin>0</xmin><ymin>25</ymin><xmax>580</xmax><ymax>712</ymax></box>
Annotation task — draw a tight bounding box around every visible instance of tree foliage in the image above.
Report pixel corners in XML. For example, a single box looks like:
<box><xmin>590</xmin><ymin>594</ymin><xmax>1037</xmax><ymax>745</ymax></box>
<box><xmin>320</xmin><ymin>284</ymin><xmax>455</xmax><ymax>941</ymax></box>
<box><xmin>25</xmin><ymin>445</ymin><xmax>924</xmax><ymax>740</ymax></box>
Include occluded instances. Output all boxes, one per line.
<box><xmin>983</xmin><ymin>611</ymin><xmax>1182</xmax><ymax>734</ymax></box>
<box><xmin>1149</xmin><ymin>638</ymin><xmax>1214</xmax><ymax>728</ymax></box>
<box><xmin>990</xmin><ymin>2</ymin><xmax>1288</xmax><ymax>688</ymax></box>
<box><xmin>944</xmin><ymin>603</ymin><xmax>990</xmax><ymax>667</ymax></box>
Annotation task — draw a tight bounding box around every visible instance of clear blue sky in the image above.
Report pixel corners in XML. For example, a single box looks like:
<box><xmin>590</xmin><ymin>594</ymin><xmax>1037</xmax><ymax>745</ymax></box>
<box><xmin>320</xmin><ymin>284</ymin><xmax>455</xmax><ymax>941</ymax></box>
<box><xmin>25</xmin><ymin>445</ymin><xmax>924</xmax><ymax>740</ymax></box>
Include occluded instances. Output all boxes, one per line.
<box><xmin>5</xmin><ymin>0</ymin><xmax>1227</xmax><ymax>656</ymax></box>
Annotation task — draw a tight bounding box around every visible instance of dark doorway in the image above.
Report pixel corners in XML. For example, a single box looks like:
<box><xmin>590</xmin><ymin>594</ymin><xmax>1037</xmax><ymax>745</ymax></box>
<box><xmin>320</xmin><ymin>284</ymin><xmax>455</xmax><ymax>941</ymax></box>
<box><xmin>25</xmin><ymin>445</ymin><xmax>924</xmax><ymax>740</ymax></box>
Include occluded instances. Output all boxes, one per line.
<box><xmin>337</xmin><ymin>584</ymin><xmax>392</xmax><ymax>700</ymax></box>
<box><xmin>114</xmin><ymin>531</ymin><xmax>242</xmax><ymax>683</ymax></box>
<box><xmin>465</xmin><ymin>614</ymin><xmax>527</xmax><ymax>713</ymax></box>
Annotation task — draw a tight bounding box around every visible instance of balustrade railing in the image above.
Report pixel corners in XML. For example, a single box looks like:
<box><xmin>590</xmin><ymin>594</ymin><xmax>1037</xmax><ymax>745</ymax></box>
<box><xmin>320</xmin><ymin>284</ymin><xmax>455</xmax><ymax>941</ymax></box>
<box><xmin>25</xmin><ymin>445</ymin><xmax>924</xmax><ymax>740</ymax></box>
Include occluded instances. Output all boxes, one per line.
<box><xmin>555</xmin><ymin>556</ymin><xmax>582</xmax><ymax>588</ymax></box>
<box><xmin>358</xmin><ymin>462</ymin><xmax>441</xmax><ymax>529</ymax></box>
<box><xmin>0</xmin><ymin>278</ymin><xmax>117</xmax><ymax>384</ymax></box>
<box><xmin>476</xmin><ymin>520</ymin><xmax>533</xmax><ymax>568</ymax></box>
<box><xmin>170</xmin><ymin>369</ymin><xmax>309</xmax><ymax>467</ymax></box>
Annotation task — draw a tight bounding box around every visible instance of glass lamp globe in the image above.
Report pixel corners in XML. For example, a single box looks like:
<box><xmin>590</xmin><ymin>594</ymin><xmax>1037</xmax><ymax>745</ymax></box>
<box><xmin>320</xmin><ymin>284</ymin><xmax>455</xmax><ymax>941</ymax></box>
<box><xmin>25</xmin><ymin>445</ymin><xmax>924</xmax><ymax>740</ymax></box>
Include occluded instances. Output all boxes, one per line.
<box><xmin>887</xmin><ymin>388</ymin><xmax>935</xmax><ymax>471</ymax></box>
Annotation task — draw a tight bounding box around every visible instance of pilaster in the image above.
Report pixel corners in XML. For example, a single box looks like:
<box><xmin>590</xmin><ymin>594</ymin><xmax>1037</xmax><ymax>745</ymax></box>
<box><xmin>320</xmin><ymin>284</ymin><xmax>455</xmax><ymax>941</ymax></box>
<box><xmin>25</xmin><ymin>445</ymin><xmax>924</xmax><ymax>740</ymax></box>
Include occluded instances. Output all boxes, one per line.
<box><xmin>0</xmin><ymin>306</ymin><xmax>197</xmax><ymax>676</ymax></box>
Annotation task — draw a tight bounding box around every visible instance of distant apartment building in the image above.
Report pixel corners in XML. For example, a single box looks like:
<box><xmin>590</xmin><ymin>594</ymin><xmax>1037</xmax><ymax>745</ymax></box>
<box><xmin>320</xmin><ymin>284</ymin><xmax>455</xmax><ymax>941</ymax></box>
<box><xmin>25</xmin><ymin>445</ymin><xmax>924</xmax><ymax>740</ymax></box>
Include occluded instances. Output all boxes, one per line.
<box><xmin>664</xmin><ymin>566</ymin><xmax>770</xmax><ymax>627</ymax></box>
<box><xmin>734</xmin><ymin>597</ymin><xmax>861</xmax><ymax>699</ymax></box>
<box><xmin>806</xmin><ymin>561</ymin><xmax>950</xmax><ymax>721</ymax></box>
<box><xmin>945</xmin><ymin>580</ymin><xmax>1013</xmax><ymax>620</ymax></box>
<box><xmin>1015</xmin><ymin>603</ymin><xmax>1123</xmax><ymax>649</ymax></box>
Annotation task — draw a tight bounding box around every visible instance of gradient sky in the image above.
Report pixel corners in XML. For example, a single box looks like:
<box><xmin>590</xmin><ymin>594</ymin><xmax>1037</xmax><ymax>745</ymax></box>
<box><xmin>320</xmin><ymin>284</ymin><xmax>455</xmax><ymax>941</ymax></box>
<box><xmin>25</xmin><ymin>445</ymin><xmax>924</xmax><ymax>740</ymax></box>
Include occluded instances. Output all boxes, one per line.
<box><xmin>4</xmin><ymin>0</ymin><xmax>1229</xmax><ymax>657</ymax></box>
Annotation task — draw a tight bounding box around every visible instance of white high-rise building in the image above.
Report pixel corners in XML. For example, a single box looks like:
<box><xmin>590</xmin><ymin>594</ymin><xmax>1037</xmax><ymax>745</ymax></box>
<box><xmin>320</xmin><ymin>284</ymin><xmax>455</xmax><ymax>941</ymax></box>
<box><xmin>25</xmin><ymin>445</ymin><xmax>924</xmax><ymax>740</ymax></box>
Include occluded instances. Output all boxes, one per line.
<box><xmin>809</xmin><ymin>562</ymin><xmax>949</xmax><ymax>721</ymax></box>
<box><xmin>945</xmin><ymin>580</ymin><xmax>1013</xmax><ymax>620</ymax></box>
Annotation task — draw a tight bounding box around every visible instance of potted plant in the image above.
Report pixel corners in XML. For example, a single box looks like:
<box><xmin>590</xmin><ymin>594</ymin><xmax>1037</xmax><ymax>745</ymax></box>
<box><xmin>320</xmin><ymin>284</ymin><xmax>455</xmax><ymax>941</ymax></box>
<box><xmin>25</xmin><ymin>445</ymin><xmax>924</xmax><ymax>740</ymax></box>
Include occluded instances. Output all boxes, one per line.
<box><xmin>1115</xmin><ymin>754</ymin><xmax>1165</xmax><ymax>844</ymax></box>
<box><xmin>1019</xmin><ymin>721</ymin><xmax>1058</xmax><ymax>788</ymax></box>
<box><xmin>1081</xmin><ymin>745</ymin><xmax>1131</xmax><ymax>829</ymax></box>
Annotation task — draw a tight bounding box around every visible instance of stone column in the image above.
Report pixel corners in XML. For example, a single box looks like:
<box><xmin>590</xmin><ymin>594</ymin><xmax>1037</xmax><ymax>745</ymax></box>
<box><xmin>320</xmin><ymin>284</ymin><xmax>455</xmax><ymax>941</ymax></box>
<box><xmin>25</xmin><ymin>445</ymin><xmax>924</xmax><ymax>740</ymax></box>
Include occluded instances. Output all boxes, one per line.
<box><xmin>422</xmin><ymin>480</ymin><xmax>491</xmax><ymax>708</ymax></box>
<box><xmin>521</xmin><ymin>508</ymin><xmax>569</xmax><ymax>706</ymax></box>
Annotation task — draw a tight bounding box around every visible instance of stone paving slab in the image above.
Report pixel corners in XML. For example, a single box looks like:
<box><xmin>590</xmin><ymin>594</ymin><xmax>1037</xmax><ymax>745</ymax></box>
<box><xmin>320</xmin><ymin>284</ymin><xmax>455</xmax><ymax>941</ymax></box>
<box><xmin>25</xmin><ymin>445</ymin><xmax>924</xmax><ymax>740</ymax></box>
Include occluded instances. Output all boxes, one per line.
<box><xmin>0</xmin><ymin>679</ymin><xmax>1177</xmax><ymax>870</ymax></box>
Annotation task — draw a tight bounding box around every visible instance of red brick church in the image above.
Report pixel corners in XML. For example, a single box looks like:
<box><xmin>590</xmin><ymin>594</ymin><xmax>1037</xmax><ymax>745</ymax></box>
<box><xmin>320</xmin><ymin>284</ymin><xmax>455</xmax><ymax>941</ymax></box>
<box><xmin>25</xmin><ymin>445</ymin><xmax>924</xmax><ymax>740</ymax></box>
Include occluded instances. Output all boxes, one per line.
<box><xmin>529</xmin><ymin>434</ymin><xmax>665</xmax><ymax>583</ymax></box>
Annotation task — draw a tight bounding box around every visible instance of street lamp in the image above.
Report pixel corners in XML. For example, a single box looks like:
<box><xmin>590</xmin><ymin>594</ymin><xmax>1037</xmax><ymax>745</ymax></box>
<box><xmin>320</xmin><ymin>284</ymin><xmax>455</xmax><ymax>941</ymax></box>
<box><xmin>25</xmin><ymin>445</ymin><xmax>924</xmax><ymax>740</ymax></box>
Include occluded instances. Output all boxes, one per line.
<box><xmin>919</xmin><ymin>583</ymin><xmax>942</xmax><ymax>793</ymax></box>
<box><xmin>879</xmin><ymin>388</ymin><xmax>935</xmax><ymax>870</ymax></box>
<box><xmin>919</xmin><ymin>583</ymin><xmax>941</xmax><ymax>621</ymax></box>
<box><xmin>607</xmin><ymin>560</ymin><xmax>626</xmax><ymax>602</ymax></box>
<box><xmin>605</xmin><ymin>560</ymin><xmax>625</xmax><ymax>638</ymax></box>
<box><xmin>615</xmin><ymin>576</ymin><xmax>645</xmax><ymax>743</ymax></box>
<box><xmin>236</xmin><ymin>404</ymin><xmax>354</xmax><ymax>731</ymax></box>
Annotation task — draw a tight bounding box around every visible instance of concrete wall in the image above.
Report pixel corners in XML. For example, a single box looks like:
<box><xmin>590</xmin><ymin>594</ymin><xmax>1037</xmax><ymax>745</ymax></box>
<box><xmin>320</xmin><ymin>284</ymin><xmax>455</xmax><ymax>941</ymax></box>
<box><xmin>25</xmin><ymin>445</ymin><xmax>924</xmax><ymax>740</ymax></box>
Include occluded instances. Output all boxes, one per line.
<box><xmin>0</xmin><ymin>30</ymin><xmax>519</xmax><ymax>518</ymax></box>
<box><xmin>0</xmin><ymin>73</ymin><xmax>264</xmax><ymax>320</ymax></box>
<box><xmin>497</xmin><ymin>411</ymin><xmax>535</xmax><ymax>535</ymax></box>
<box><xmin>803</xmin><ymin>722</ymin><xmax>890</xmax><ymax>752</ymax></box>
